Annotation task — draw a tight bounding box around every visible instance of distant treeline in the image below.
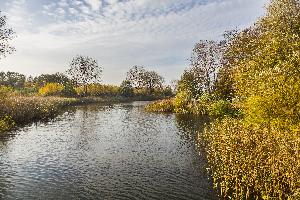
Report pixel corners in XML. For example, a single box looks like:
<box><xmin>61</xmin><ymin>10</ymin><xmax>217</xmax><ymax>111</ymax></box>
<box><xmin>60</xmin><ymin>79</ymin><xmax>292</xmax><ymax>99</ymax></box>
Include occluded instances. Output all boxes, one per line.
<box><xmin>0</xmin><ymin>64</ymin><xmax>173</xmax><ymax>99</ymax></box>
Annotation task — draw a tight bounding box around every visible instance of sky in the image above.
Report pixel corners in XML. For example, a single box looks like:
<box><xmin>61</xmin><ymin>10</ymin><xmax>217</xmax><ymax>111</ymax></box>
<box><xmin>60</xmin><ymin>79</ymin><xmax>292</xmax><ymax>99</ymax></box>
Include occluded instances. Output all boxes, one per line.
<box><xmin>0</xmin><ymin>0</ymin><xmax>268</xmax><ymax>85</ymax></box>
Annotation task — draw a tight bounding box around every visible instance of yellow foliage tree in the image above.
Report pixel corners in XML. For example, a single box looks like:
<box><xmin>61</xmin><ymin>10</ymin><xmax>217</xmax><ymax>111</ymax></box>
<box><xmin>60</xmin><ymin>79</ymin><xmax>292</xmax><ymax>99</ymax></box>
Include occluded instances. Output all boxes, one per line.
<box><xmin>228</xmin><ymin>0</ymin><xmax>300</xmax><ymax>127</ymax></box>
<box><xmin>38</xmin><ymin>83</ymin><xmax>65</xmax><ymax>96</ymax></box>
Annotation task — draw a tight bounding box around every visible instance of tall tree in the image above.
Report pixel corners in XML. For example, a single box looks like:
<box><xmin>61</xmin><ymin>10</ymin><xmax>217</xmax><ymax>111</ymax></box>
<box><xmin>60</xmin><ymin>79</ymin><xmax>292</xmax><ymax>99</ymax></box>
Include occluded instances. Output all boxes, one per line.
<box><xmin>189</xmin><ymin>40</ymin><xmax>225</xmax><ymax>95</ymax></box>
<box><xmin>67</xmin><ymin>55</ymin><xmax>102</xmax><ymax>96</ymax></box>
<box><xmin>0</xmin><ymin>12</ymin><xmax>15</xmax><ymax>59</ymax></box>
<box><xmin>229</xmin><ymin>0</ymin><xmax>300</xmax><ymax>125</ymax></box>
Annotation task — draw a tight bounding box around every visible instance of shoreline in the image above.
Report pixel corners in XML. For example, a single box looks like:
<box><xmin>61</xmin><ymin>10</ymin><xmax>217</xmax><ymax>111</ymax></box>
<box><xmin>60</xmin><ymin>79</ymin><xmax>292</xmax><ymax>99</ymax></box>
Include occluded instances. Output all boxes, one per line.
<box><xmin>0</xmin><ymin>95</ymin><xmax>159</xmax><ymax>134</ymax></box>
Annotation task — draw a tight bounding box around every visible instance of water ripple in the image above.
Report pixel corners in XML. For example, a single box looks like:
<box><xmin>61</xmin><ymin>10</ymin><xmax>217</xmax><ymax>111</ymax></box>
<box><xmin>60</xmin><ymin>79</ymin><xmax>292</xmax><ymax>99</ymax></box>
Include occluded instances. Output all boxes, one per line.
<box><xmin>0</xmin><ymin>102</ymin><xmax>216</xmax><ymax>200</ymax></box>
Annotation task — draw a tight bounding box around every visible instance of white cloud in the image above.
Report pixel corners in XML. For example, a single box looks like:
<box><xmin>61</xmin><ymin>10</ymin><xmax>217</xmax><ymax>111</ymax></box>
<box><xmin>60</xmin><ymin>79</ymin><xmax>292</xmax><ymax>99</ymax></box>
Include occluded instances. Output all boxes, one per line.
<box><xmin>0</xmin><ymin>0</ymin><xmax>268</xmax><ymax>84</ymax></box>
<box><xmin>84</xmin><ymin>0</ymin><xmax>101</xmax><ymax>11</ymax></box>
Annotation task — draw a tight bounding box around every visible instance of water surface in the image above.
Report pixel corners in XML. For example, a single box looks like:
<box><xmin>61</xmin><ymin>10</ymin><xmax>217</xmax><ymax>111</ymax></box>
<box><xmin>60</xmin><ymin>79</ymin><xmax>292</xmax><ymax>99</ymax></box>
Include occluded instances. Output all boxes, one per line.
<box><xmin>0</xmin><ymin>102</ymin><xmax>216</xmax><ymax>199</ymax></box>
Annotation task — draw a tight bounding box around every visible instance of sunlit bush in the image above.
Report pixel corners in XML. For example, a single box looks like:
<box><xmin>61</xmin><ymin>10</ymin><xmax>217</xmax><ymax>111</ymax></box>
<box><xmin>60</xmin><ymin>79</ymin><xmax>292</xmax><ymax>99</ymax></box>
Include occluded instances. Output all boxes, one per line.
<box><xmin>208</xmin><ymin>99</ymin><xmax>238</xmax><ymax>118</ymax></box>
<box><xmin>173</xmin><ymin>91</ymin><xmax>192</xmax><ymax>114</ymax></box>
<box><xmin>39</xmin><ymin>83</ymin><xmax>65</xmax><ymax>96</ymax></box>
<box><xmin>0</xmin><ymin>86</ymin><xmax>13</xmax><ymax>100</ymax></box>
<box><xmin>145</xmin><ymin>98</ymin><xmax>174</xmax><ymax>112</ymax></box>
<box><xmin>0</xmin><ymin>116</ymin><xmax>15</xmax><ymax>133</ymax></box>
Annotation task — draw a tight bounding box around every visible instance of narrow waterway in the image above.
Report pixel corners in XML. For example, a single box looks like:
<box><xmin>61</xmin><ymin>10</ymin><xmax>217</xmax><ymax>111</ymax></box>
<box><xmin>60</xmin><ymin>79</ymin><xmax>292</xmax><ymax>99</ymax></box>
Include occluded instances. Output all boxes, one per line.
<box><xmin>0</xmin><ymin>102</ymin><xmax>216</xmax><ymax>200</ymax></box>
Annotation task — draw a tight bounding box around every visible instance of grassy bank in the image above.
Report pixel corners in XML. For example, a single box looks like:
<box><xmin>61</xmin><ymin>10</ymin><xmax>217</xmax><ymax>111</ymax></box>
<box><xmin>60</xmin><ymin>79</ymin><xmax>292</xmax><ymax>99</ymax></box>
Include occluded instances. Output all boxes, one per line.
<box><xmin>145</xmin><ymin>97</ymin><xmax>238</xmax><ymax>118</ymax></box>
<box><xmin>0</xmin><ymin>95</ymin><xmax>78</xmax><ymax>133</ymax></box>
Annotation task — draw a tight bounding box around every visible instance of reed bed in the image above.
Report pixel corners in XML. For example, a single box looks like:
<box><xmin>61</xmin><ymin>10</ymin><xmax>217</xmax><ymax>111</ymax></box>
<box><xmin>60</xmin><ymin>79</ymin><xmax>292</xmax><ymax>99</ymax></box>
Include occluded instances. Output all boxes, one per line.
<box><xmin>0</xmin><ymin>95</ymin><xmax>78</xmax><ymax>132</ymax></box>
<box><xmin>201</xmin><ymin>118</ymin><xmax>300</xmax><ymax>199</ymax></box>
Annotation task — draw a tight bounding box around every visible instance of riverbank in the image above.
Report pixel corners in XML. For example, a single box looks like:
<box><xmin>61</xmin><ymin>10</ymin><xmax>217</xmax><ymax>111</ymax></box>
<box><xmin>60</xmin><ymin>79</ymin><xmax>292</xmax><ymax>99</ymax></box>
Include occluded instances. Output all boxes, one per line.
<box><xmin>0</xmin><ymin>95</ymin><xmax>154</xmax><ymax>134</ymax></box>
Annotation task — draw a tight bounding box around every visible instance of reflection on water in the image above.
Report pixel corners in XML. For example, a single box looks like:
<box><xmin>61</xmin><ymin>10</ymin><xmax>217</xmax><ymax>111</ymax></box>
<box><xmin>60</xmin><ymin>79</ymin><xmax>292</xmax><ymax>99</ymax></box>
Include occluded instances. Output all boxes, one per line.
<box><xmin>0</xmin><ymin>102</ymin><xmax>216</xmax><ymax>200</ymax></box>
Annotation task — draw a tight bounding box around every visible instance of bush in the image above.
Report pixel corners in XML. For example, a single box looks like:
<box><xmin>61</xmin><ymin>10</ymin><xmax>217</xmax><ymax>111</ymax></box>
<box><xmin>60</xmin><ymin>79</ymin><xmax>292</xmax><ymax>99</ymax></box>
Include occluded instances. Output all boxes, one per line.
<box><xmin>61</xmin><ymin>84</ymin><xmax>77</xmax><ymax>97</ymax></box>
<box><xmin>193</xmin><ymin>93</ymin><xmax>212</xmax><ymax>115</ymax></box>
<box><xmin>0</xmin><ymin>116</ymin><xmax>15</xmax><ymax>133</ymax></box>
<box><xmin>16</xmin><ymin>87</ymin><xmax>37</xmax><ymax>95</ymax></box>
<box><xmin>173</xmin><ymin>91</ymin><xmax>192</xmax><ymax>114</ymax></box>
<box><xmin>145</xmin><ymin>98</ymin><xmax>174</xmax><ymax>112</ymax></box>
<box><xmin>39</xmin><ymin>83</ymin><xmax>65</xmax><ymax>96</ymax></box>
<box><xmin>208</xmin><ymin>99</ymin><xmax>238</xmax><ymax>118</ymax></box>
<box><xmin>202</xmin><ymin>118</ymin><xmax>300</xmax><ymax>199</ymax></box>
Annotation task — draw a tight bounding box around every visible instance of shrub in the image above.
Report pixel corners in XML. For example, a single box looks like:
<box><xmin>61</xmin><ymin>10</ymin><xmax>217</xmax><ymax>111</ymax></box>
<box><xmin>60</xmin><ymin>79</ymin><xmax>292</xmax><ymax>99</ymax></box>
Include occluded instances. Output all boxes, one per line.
<box><xmin>16</xmin><ymin>87</ymin><xmax>37</xmax><ymax>95</ymax></box>
<box><xmin>193</xmin><ymin>93</ymin><xmax>212</xmax><ymax>115</ymax></box>
<box><xmin>173</xmin><ymin>91</ymin><xmax>192</xmax><ymax>114</ymax></box>
<box><xmin>208</xmin><ymin>99</ymin><xmax>238</xmax><ymax>118</ymax></box>
<box><xmin>39</xmin><ymin>83</ymin><xmax>65</xmax><ymax>96</ymax></box>
<box><xmin>0</xmin><ymin>85</ymin><xmax>13</xmax><ymax>97</ymax></box>
<box><xmin>202</xmin><ymin>118</ymin><xmax>300</xmax><ymax>199</ymax></box>
<box><xmin>61</xmin><ymin>84</ymin><xmax>77</xmax><ymax>97</ymax></box>
<box><xmin>145</xmin><ymin>98</ymin><xmax>174</xmax><ymax>112</ymax></box>
<box><xmin>0</xmin><ymin>115</ymin><xmax>15</xmax><ymax>133</ymax></box>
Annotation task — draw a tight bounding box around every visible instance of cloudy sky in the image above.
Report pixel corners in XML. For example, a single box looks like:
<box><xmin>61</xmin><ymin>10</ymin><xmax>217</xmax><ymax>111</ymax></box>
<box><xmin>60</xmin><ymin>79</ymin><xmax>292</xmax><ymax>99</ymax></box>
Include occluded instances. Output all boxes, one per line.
<box><xmin>0</xmin><ymin>0</ymin><xmax>267</xmax><ymax>84</ymax></box>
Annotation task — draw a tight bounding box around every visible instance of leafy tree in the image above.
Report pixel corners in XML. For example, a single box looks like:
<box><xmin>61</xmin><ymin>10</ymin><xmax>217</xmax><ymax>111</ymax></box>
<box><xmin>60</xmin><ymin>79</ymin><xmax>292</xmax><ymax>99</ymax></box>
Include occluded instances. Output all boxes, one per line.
<box><xmin>126</xmin><ymin>66</ymin><xmax>146</xmax><ymax>88</ymax></box>
<box><xmin>177</xmin><ymin>40</ymin><xmax>225</xmax><ymax>100</ymax></box>
<box><xmin>119</xmin><ymin>80</ymin><xmax>134</xmax><ymax>97</ymax></box>
<box><xmin>126</xmin><ymin>66</ymin><xmax>164</xmax><ymax>94</ymax></box>
<box><xmin>177</xmin><ymin>66</ymin><xmax>205</xmax><ymax>99</ymax></box>
<box><xmin>0</xmin><ymin>12</ymin><xmax>15</xmax><ymax>59</ymax></box>
<box><xmin>34</xmin><ymin>73</ymin><xmax>71</xmax><ymax>88</ymax></box>
<box><xmin>142</xmin><ymin>70</ymin><xmax>164</xmax><ymax>94</ymax></box>
<box><xmin>229</xmin><ymin>0</ymin><xmax>300</xmax><ymax>126</ymax></box>
<box><xmin>67</xmin><ymin>55</ymin><xmax>102</xmax><ymax>96</ymax></box>
<box><xmin>190</xmin><ymin>40</ymin><xmax>225</xmax><ymax>94</ymax></box>
<box><xmin>214</xmin><ymin>65</ymin><xmax>235</xmax><ymax>101</ymax></box>
<box><xmin>0</xmin><ymin>71</ymin><xmax>26</xmax><ymax>88</ymax></box>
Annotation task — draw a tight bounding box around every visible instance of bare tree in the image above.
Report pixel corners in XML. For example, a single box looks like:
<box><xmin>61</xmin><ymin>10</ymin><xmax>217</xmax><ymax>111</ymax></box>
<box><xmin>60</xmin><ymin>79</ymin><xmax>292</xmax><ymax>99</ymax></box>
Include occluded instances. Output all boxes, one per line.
<box><xmin>67</xmin><ymin>55</ymin><xmax>102</xmax><ymax>96</ymax></box>
<box><xmin>0</xmin><ymin>12</ymin><xmax>15</xmax><ymax>59</ymax></box>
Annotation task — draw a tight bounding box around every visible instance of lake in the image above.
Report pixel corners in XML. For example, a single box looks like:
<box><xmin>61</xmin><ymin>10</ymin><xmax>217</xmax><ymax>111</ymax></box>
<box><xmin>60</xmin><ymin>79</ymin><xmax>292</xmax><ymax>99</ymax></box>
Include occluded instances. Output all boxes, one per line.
<box><xmin>0</xmin><ymin>102</ymin><xmax>217</xmax><ymax>200</ymax></box>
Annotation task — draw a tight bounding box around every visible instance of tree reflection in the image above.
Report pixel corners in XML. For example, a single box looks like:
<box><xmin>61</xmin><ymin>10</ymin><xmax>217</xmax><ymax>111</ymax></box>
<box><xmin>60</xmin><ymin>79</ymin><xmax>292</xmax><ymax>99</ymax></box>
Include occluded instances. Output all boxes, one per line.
<box><xmin>175</xmin><ymin>114</ymin><xmax>210</xmax><ymax>142</ymax></box>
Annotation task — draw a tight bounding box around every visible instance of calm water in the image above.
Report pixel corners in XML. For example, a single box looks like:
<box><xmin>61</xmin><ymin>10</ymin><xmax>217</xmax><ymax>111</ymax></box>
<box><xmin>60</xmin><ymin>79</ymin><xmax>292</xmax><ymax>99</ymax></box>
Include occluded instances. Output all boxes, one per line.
<box><xmin>0</xmin><ymin>102</ymin><xmax>216</xmax><ymax>200</ymax></box>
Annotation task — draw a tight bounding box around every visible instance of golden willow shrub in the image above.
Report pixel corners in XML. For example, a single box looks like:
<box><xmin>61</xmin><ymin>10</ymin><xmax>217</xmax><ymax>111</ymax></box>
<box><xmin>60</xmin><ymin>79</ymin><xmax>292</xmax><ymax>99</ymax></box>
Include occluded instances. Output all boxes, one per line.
<box><xmin>38</xmin><ymin>83</ymin><xmax>65</xmax><ymax>96</ymax></box>
<box><xmin>202</xmin><ymin>119</ymin><xmax>300</xmax><ymax>199</ymax></box>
